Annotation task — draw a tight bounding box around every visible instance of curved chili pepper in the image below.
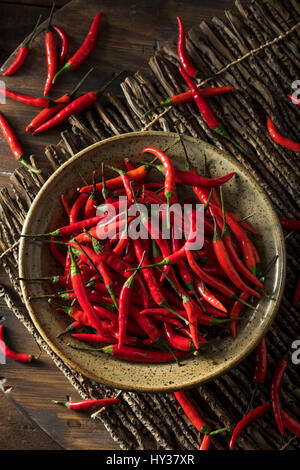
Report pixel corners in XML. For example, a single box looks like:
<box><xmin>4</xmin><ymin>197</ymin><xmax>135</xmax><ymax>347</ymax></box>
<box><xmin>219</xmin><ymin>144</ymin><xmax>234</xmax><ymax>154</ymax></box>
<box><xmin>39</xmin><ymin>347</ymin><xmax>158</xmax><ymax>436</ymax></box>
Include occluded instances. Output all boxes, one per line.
<box><xmin>229</xmin><ymin>402</ymin><xmax>270</xmax><ymax>449</ymax></box>
<box><xmin>101</xmin><ymin>344</ymin><xmax>184</xmax><ymax>363</ymax></box>
<box><xmin>176</xmin><ymin>16</ymin><xmax>198</xmax><ymax>79</ymax></box>
<box><xmin>33</xmin><ymin>71</ymin><xmax>124</xmax><ymax>134</ymax></box>
<box><xmin>246</xmin><ymin>335</ymin><xmax>268</xmax><ymax>413</ymax></box>
<box><xmin>163</xmin><ymin>323</ymin><xmax>193</xmax><ymax>351</ymax></box>
<box><xmin>267</xmin><ymin>115</ymin><xmax>300</xmax><ymax>152</ymax></box>
<box><xmin>0</xmin><ymin>325</ymin><xmax>38</xmax><ymax>362</ymax></box>
<box><xmin>281</xmin><ymin>410</ymin><xmax>300</xmax><ymax>438</ymax></box>
<box><xmin>212</xmin><ymin>216</ymin><xmax>260</xmax><ymax>299</ymax></box>
<box><xmin>174</xmin><ymin>168</ymin><xmax>236</xmax><ymax>188</ymax></box>
<box><xmin>143</xmin><ymin>86</ymin><xmax>234</xmax><ymax>116</ymax></box>
<box><xmin>60</xmin><ymin>194</ymin><xmax>71</xmax><ymax>217</ymax></box>
<box><xmin>0</xmin><ymin>88</ymin><xmax>51</xmax><ymax>108</ymax></box>
<box><xmin>194</xmin><ymin>278</ymin><xmax>227</xmax><ymax>313</ymax></box>
<box><xmin>119</xmin><ymin>254</ymin><xmax>145</xmax><ymax>348</ymax></box>
<box><xmin>53</xmin><ymin>25</ymin><xmax>69</xmax><ymax>64</ymax></box>
<box><xmin>142</xmin><ymin>147</ymin><xmax>175</xmax><ymax>225</ymax></box>
<box><xmin>174</xmin><ymin>391</ymin><xmax>209</xmax><ymax>434</ymax></box>
<box><xmin>52</xmin><ymin>398</ymin><xmax>120</xmax><ymax>411</ymax></box>
<box><xmin>53</xmin><ymin>12</ymin><xmax>102</xmax><ymax>83</ymax></box>
<box><xmin>44</xmin><ymin>5</ymin><xmax>58</xmax><ymax>96</ymax></box>
<box><xmin>69</xmin><ymin>192</ymin><xmax>89</xmax><ymax>224</ymax></box>
<box><xmin>270</xmin><ymin>358</ymin><xmax>288</xmax><ymax>436</ymax></box>
<box><xmin>0</xmin><ymin>113</ymin><xmax>40</xmax><ymax>174</ymax></box>
<box><xmin>3</xmin><ymin>14</ymin><xmax>42</xmax><ymax>76</ymax></box>
<box><xmin>106</xmin><ymin>165</ymin><xmax>135</xmax><ymax>205</ymax></box>
<box><xmin>26</xmin><ymin>68</ymin><xmax>93</xmax><ymax>133</ymax></box>
<box><xmin>280</xmin><ymin>218</ymin><xmax>300</xmax><ymax>231</ymax></box>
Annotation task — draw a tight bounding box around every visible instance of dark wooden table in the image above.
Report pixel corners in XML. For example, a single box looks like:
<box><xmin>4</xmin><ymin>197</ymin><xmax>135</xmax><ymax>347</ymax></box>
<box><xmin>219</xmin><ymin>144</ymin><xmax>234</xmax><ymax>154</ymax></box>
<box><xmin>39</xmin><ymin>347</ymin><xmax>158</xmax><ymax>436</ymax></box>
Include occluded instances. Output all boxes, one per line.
<box><xmin>0</xmin><ymin>0</ymin><xmax>238</xmax><ymax>450</ymax></box>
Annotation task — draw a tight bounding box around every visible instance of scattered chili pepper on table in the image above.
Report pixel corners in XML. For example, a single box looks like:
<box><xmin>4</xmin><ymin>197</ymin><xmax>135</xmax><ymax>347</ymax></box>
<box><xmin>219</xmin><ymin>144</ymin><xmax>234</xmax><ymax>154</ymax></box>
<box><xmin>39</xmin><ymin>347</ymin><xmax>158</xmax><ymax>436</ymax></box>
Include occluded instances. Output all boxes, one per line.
<box><xmin>3</xmin><ymin>14</ymin><xmax>42</xmax><ymax>76</ymax></box>
<box><xmin>53</xmin><ymin>25</ymin><xmax>69</xmax><ymax>65</ymax></box>
<box><xmin>53</xmin><ymin>12</ymin><xmax>102</xmax><ymax>83</ymax></box>
<box><xmin>0</xmin><ymin>324</ymin><xmax>39</xmax><ymax>363</ymax></box>
<box><xmin>0</xmin><ymin>113</ymin><xmax>41</xmax><ymax>173</ymax></box>
<box><xmin>43</xmin><ymin>4</ymin><xmax>57</xmax><ymax>96</ymax></box>
<box><xmin>270</xmin><ymin>357</ymin><xmax>288</xmax><ymax>436</ymax></box>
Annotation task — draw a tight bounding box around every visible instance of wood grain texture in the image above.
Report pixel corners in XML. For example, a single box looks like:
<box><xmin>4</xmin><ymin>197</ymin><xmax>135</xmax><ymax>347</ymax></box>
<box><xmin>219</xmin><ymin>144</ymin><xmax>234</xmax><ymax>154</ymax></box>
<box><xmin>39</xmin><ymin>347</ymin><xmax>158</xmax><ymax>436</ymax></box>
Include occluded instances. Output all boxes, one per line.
<box><xmin>0</xmin><ymin>0</ymin><xmax>243</xmax><ymax>451</ymax></box>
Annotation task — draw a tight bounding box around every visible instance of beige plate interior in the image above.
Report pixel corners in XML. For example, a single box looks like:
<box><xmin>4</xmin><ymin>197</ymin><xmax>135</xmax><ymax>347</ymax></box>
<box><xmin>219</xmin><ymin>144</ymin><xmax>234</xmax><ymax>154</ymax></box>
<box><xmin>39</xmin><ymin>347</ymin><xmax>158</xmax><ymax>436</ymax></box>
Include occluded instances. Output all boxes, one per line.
<box><xmin>19</xmin><ymin>131</ymin><xmax>286</xmax><ymax>392</ymax></box>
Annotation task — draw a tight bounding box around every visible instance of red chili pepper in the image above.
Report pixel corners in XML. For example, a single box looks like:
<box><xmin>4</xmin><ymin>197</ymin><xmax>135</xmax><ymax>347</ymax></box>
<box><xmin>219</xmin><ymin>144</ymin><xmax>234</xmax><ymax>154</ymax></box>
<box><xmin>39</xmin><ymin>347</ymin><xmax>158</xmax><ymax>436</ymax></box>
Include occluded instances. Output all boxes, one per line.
<box><xmin>142</xmin><ymin>147</ymin><xmax>175</xmax><ymax>220</ymax></box>
<box><xmin>174</xmin><ymin>168</ymin><xmax>236</xmax><ymax>188</ymax></box>
<box><xmin>176</xmin><ymin>16</ymin><xmax>198</xmax><ymax>79</ymax></box>
<box><xmin>293</xmin><ymin>276</ymin><xmax>300</xmax><ymax>306</ymax></box>
<box><xmin>106</xmin><ymin>165</ymin><xmax>135</xmax><ymax>205</ymax></box>
<box><xmin>143</xmin><ymin>86</ymin><xmax>234</xmax><ymax>116</ymax></box>
<box><xmin>53</xmin><ymin>25</ymin><xmax>69</xmax><ymax>64</ymax></box>
<box><xmin>281</xmin><ymin>410</ymin><xmax>300</xmax><ymax>438</ymax></box>
<box><xmin>270</xmin><ymin>358</ymin><xmax>288</xmax><ymax>436</ymax></box>
<box><xmin>26</xmin><ymin>68</ymin><xmax>93</xmax><ymax>133</ymax></box>
<box><xmin>174</xmin><ymin>391</ymin><xmax>209</xmax><ymax>433</ymax></box>
<box><xmin>80</xmin><ymin>164</ymin><xmax>149</xmax><ymax>194</ymax></box>
<box><xmin>0</xmin><ymin>88</ymin><xmax>51</xmax><ymax>108</ymax></box>
<box><xmin>229</xmin><ymin>402</ymin><xmax>270</xmax><ymax>449</ymax></box>
<box><xmin>43</xmin><ymin>5</ymin><xmax>57</xmax><ymax>96</ymax></box>
<box><xmin>0</xmin><ymin>113</ymin><xmax>40</xmax><ymax>174</ymax></box>
<box><xmin>199</xmin><ymin>434</ymin><xmax>211</xmax><ymax>450</ymax></box>
<box><xmin>254</xmin><ymin>336</ymin><xmax>268</xmax><ymax>384</ymax></box>
<box><xmin>101</xmin><ymin>344</ymin><xmax>184</xmax><ymax>363</ymax></box>
<box><xmin>52</xmin><ymin>397</ymin><xmax>120</xmax><ymax>411</ymax></box>
<box><xmin>212</xmin><ymin>216</ymin><xmax>260</xmax><ymax>299</ymax></box>
<box><xmin>163</xmin><ymin>323</ymin><xmax>192</xmax><ymax>351</ymax></box>
<box><xmin>267</xmin><ymin>115</ymin><xmax>300</xmax><ymax>152</ymax></box>
<box><xmin>229</xmin><ymin>292</ymin><xmax>250</xmax><ymax>339</ymax></box>
<box><xmin>69</xmin><ymin>247</ymin><xmax>105</xmax><ymax>335</ymax></box>
<box><xmin>194</xmin><ymin>278</ymin><xmax>227</xmax><ymax>313</ymax></box>
<box><xmin>33</xmin><ymin>71</ymin><xmax>124</xmax><ymax>134</ymax></box>
<box><xmin>179</xmin><ymin>67</ymin><xmax>252</xmax><ymax>160</ymax></box>
<box><xmin>279</xmin><ymin>218</ymin><xmax>300</xmax><ymax>231</ymax></box>
<box><xmin>84</xmin><ymin>172</ymin><xmax>97</xmax><ymax>219</ymax></box>
<box><xmin>3</xmin><ymin>15</ymin><xmax>42</xmax><ymax>76</ymax></box>
<box><xmin>118</xmin><ymin>254</ymin><xmax>145</xmax><ymax>348</ymax></box>
<box><xmin>53</xmin><ymin>12</ymin><xmax>102</xmax><ymax>82</ymax></box>
<box><xmin>0</xmin><ymin>325</ymin><xmax>38</xmax><ymax>363</ymax></box>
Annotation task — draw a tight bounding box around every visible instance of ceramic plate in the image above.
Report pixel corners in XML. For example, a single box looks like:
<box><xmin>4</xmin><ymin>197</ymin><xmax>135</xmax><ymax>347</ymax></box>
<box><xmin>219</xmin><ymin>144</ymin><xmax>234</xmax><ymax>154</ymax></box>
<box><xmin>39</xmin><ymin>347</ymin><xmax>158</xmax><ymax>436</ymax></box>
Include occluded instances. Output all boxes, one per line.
<box><xmin>19</xmin><ymin>131</ymin><xmax>286</xmax><ymax>392</ymax></box>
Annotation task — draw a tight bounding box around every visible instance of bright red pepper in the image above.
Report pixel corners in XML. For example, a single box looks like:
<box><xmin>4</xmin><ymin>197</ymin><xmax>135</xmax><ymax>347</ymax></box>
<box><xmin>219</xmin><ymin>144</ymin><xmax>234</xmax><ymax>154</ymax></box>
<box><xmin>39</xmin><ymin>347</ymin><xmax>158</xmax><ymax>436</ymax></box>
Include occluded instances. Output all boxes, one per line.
<box><xmin>53</xmin><ymin>12</ymin><xmax>102</xmax><ymax>82</ymax></box>
<box><xmin>52</xmin><ymin>397</ymin><xmax>120</xmax><ymax>411</ymax></box>
<box><xmin>0</xmin><ymin>325</ymin><xmax>38</xmax><ymax>363</ymax></box>
<box><xmin>270</xmin><ymin>358</ymin><xmax>288</xmax><ymax>436</ymax></box>
<box><xmin>176</xmin><ymin>16</ymin><xmax>198</xmax><ymax>79</ymax></box>
<box><xmin>53</xmin><ymin>25</ymin><xmax>69</xmax><ymax>64</ymax></box>
<box><xmin>3</xmin><ymin>15</ymin><xmax>42</xmax><ymax>76</ymax></box>
<box><xmin>43</xmin><ymin>5</ymin><xmax>57</xmax><ymax>96</ymax></box>
<box><xmin>0</xmin><ymin>113</ymin><xmax>40</xmax><ymax>174</ymax></box>
<box><xmin>229</xmin><ymin>402</ymin><xmax>270</xmax><ymax>449</ymax></box>
<box><xmin>267</xmin><ymin>115</ymin><xmax>300</xmax><ymax>152</ymax></box>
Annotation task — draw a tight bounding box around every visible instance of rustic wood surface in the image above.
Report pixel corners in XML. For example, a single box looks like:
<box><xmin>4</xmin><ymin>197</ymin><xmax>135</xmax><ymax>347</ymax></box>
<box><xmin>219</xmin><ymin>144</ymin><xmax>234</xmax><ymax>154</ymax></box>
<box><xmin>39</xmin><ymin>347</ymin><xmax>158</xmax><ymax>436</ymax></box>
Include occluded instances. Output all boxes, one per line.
<box><xmin>0</xmin><ymin>0</ymin><xmax>241</xmax><ymax>451</ymax></box>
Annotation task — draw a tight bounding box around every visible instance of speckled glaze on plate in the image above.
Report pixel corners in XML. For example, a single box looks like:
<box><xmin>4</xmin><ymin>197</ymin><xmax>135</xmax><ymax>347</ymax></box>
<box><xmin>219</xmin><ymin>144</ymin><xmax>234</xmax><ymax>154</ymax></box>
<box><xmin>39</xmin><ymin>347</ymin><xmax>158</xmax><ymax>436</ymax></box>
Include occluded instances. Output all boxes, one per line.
<box><xmin>19</xmin><ymin>131</ymin><xmax>286</xmax><ymax>392</ymax></box>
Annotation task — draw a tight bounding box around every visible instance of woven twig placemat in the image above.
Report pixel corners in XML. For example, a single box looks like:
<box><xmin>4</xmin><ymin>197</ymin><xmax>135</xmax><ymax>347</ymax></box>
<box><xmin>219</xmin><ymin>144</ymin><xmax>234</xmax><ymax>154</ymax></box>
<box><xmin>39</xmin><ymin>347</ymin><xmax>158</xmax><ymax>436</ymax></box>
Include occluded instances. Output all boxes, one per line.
<box><xmin>0</xmin><ymin>0</ymin><xmax>299</xmax><ymax>450</ymax></box>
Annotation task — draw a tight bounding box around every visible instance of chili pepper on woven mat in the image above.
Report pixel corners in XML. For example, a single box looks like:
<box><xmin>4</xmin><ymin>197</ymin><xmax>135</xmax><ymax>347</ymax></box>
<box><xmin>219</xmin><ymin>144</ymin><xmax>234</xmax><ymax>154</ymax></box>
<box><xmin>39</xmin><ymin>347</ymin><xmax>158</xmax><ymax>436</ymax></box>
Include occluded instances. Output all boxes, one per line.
<box><xmin>143</xmin><ymin>86</ymin><xmax>234</xmax><ymax>116</ymax></box>
<box><xmin>52</xmin><ymin>398</ymin><xmax>120</xmax><ymax>411</ymax></box>
<box><xmin>3</xmin><ymin>14</ymin><xmax>42</xmax><ymax>76</ymax></box>
<box><xmin>32</xmin><ymin>70</ymin><xmax>125</xmax><ymax>134</ymax></box>
<box><xmin>0</xmin><ymin>113</ymin><xmax>40</xmax><ymax>174</ymax></box>
<box><xmin>0</xmin><ymin>324</ymin><xmax>40</xmax><ymax>363</ymax></box>
<box><xmin>266</xmin><ymin>115</ymin><xmax>300</xmax><ymax>152</ymax></box>
<box><xmin>53</xmin><ymin>12</ymin><xmax>102</xmax><ymax>83</ymax></box>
